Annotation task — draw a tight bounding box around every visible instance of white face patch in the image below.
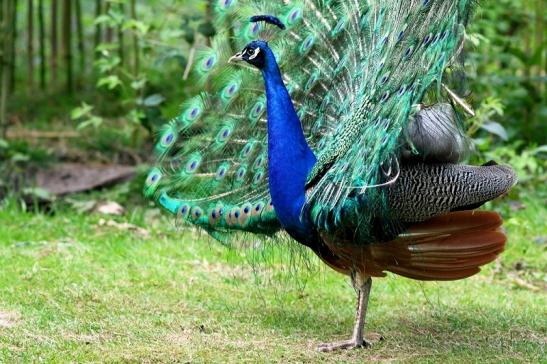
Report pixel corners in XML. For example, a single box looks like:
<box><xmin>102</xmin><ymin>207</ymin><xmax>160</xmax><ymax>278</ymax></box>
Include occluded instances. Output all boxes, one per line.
<box><xmin>248</xmin><ymin>48</ymin><xmax>261</xmax><ymax>60</ymax></box>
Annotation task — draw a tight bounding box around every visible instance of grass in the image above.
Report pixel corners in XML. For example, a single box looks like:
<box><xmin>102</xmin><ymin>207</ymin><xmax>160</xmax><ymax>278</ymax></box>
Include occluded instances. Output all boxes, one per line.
<box><xmin>0</xmin><ymin>193</ymin><xmax>545</xmax><ymax>363</ymax></box>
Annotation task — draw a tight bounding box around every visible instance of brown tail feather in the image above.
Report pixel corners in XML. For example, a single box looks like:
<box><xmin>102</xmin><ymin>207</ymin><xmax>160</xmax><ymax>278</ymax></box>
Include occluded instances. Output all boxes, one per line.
<box><xmin>374</xmin><ymin>211</ymin><xmax>506</xmax><ymax>280</ymax></box>
<box><xmin>318</xmin><ymin>211</ymin><xmax>507</xmax><ymax>281</ymax></box>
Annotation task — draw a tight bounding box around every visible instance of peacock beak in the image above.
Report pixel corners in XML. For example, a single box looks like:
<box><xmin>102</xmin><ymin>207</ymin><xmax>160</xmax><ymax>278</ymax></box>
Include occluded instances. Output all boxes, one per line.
<box><xmin>229</xmin><ymin>52</ymin><xmax>244</xmax><ymax>63</ymax></box>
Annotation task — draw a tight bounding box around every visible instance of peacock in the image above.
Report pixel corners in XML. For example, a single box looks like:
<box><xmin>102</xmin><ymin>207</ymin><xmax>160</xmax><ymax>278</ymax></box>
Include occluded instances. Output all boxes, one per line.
<box><xmin>144</xmin><ymin>0</ymin><xmax>516</xmax><ymax>351</ymax></box>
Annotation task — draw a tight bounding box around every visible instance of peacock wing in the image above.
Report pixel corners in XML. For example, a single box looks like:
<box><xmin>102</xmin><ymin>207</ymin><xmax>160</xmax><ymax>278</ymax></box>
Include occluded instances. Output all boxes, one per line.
<box><xmin>289</xmin><ymin>0</ymin><xmax>475</xmax><ymax>232</ymax></box>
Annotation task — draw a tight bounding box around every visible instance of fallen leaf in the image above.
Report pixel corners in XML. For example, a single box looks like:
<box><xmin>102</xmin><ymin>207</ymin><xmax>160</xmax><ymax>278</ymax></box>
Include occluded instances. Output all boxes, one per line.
<box><xmin>508</xmin><ymin>272</ymin><xmax>541</xmax><ymax>292</ymax></box>
<box><xmin>66</xmin><ymin>198</ymin><xmax>98</xmax><ymax>214</ymax></box>
<box><xmin>98</xmin><ymin>219</ymin><xmax>150</xmax><ymax>238</ymax></box>
<box><xmin>95</xmin><ymin>201</ymin><xmax>125</xmax><ymax>216</ymax></box>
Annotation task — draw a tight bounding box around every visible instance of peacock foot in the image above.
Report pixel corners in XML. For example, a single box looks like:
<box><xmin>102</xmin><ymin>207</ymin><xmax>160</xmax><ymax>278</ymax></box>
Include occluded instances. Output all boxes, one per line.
<box><xmin>316</xmin><ymin>333</ymin><xmax>384</xmax><ymax>352</ymax></box>
<box><xmin>316</xmin><ymin>339</ymin><xmax>371</xmax><ymax>352</ymax></box>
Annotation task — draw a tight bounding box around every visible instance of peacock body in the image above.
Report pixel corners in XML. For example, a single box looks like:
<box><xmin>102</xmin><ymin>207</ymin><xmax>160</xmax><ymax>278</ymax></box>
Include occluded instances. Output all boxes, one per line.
<box><xmin>144</xmin><ymin>0</ymin><xmax>516</xmax><ymax>351</ymax></box>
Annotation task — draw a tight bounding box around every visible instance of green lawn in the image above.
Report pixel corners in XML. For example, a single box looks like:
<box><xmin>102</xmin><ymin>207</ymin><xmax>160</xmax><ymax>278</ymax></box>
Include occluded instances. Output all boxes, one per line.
<box><xmin>0</xmin><ymin>195</ymin><xmax>545</xmax><ymax>363</ymax></box>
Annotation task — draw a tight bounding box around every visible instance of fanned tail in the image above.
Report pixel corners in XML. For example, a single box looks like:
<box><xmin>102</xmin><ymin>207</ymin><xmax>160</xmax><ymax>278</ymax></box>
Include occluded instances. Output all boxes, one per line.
<box><xmin>145</xmin><ymin>0</ymin><xmax>479</xmax><ymax>243</ymax></box>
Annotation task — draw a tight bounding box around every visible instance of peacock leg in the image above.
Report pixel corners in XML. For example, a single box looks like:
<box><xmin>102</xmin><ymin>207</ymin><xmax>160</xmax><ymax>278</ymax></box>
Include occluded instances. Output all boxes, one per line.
<box><xmin>317</xmin><ymin>276</ymin><xmax>376</xmax><ymax>352</ymax></box>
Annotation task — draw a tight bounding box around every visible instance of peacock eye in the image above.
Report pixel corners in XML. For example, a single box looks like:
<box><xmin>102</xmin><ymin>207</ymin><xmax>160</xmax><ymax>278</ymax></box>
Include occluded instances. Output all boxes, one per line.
<box><xmin>220</xmin><ymin>0</ymin><xmax>234</xmax><ymax>8</ymax></box>
<box><xmin>249</xmin><ymin>48</ymin><xmax>261</xmax><ymax>60</ymax></box>
<box><xmin>250</xmin><ymin>23</ymin><xmax>260</xmax><ymax>35</ymax></box>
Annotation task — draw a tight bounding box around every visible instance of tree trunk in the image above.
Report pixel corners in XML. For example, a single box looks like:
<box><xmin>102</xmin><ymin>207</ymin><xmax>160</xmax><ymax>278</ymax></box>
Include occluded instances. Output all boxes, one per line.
<box><xmin>535</xmin><ymin>0</ymin><xmax>545</xmax><ymax>96</ymax></box>
<box><xmin>0</xmin><ymin>1</ymin><xmax>5</xmax><ymax>138</ymax></box>
<box><xmin>94</xmin><ymin>0</ymin><xmax>102</xmax><ymax>59</ymax></box>
<box><xmin>130</xmin><ymin>0</ymin><xmax>139</xmax><ymax>76</ymax></box>
<box><xmin>118</xmin><ymin>3</ymin><xmax>125</xmax><ymax>66</ymax></box>
<box><xmin>38</xmin><ymin>0</ymin><xmax>45</xmax><ymax>89</ymax></box>
<box><xmin>61</xmin><ymin>0</ymin><xmax>72</xmax><ymax>93</ymax></box>
<box><xmin>105</xmin><ymin>1</ymin><xmax>113</xmax><ymax>43</ymax></box>
<box><xmin>27</xmin><ymin>0</ymin><xmax>34</xmax><ymax>91</ymax></box>
<box><xmin>9</xmin><ymin>0</ymin><xmax>17</xmax><ymax>93</ymax></box>
<box><xmin>75</xmin><ymin>0</ymin><xmax>85</xmax><ymax>82</ymax></box>
<box><xmin>50</xmin><ymin>0</ymin><xmax>58</xmax><ymax>84</ymax></box>
<box><xmin>1</xmin><ymin>0</ymin><xmax>14</xmax><ymax>137</ymax></box>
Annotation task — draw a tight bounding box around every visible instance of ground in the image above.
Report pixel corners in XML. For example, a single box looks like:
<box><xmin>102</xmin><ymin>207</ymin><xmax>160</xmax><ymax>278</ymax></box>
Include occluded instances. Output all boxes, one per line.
<box><xmin>0</xmin><ymin>194</ymin><xmax>545</xmax><ymax>363</ymax></box>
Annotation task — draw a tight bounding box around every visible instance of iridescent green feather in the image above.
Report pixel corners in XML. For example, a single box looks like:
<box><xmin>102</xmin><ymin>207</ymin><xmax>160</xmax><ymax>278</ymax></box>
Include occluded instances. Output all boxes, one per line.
<box><xmin>145</xmin><ymin>0</ymin><xmax>475</xmax><ymax>243</ymax></box>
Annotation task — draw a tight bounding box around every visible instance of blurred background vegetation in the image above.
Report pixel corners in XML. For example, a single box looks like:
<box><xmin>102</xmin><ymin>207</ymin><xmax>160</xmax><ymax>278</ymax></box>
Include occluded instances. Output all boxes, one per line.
<box><xmin>0</xmin><ymin>0</ymin><xmax>545</xmax><ymax>203</ymax></box>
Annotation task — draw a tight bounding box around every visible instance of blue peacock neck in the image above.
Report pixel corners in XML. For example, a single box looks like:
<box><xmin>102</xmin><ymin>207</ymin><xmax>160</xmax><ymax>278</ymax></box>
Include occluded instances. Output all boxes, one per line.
<box><xmin>260</xmin><ymin>46</ymin><xmax>318</xmax><ymax>244</ymax></box>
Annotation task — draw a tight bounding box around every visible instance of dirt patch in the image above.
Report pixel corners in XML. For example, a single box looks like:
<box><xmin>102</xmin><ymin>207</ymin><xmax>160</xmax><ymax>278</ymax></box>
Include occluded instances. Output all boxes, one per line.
<box><xmin>0</xmin><ymin>311</ymin><xmax>20</xmax><ymax>328</ymax></box>
<box><xmin>165</xmin><ymin>332</ymin><xmax>194</xmax><ymax>346</ymax></box>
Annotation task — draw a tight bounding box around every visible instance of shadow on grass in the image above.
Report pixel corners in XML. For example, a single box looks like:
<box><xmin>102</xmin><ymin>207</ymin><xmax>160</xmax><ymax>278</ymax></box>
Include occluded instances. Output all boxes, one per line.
<box><xmin>222</xmin><ymin>287</ymin><xmax>544</xmax><ymax>355</ymax></box>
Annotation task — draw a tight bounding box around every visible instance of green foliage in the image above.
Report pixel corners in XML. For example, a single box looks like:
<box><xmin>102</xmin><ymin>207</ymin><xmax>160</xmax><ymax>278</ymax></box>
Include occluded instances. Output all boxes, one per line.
<box><xmin>484</xmin><ymin>143</ymin><xmax>546</xmax><ymax>186</ymax></box>
<box><xmin>77</xmin><ymin>0</ymin><xmax>219</xmax><ymax>140</ymax></box>
<box><xmin>466</xmin><ymin>97</ymin><xmax>506</xmax><ymax>139</ymax></box>
<box><xmin>466</xmin><ymin>0</ymin><xmax>546</xmax><ymax>145</ymax></box>
<box><xmin>467</xmin><ymin>97</ymin><xmax>546</xmax><ymax>198</ymax></box>
<box><xmin>468</xmin><ymin>97</ymin><xmax>546</xmax><ymax>201</ymax></box>
<box><xmin>0</xmin><ymin>138</ymin><xmax>53</xmax><ymax>199</ymax></box>
<box><xmin>71</xmin><ymin>102</ymin><xmax>104</xmax><ymax>129</ymax></box>
<box><xmin>4</xmin><ymin>0</ymin><xmax>543</xmax><ymax>163</ymax></box>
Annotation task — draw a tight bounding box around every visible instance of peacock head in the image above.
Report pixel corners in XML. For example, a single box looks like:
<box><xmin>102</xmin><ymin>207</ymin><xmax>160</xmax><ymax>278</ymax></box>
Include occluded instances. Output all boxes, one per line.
<box><xmin>229</xmin><ymin>40</ymin><xmax>269</xmax><ymax>69</ymax></box>
<box><xmin>229</xmin><ymin>15</ymin><xmax>285</xmax><ymax>70</ymax></box>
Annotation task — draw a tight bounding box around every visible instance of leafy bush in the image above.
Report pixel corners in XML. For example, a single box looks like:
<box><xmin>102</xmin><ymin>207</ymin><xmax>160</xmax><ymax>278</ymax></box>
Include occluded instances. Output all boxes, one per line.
<box><xmin>467</xmin><ymin>1</ymin><xmax>546</xmax><ymax>145</ymax></box>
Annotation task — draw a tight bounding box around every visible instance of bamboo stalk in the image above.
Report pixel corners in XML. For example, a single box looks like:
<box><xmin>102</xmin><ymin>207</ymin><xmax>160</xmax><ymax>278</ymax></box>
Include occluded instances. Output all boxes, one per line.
<box><xmin>38</xmin><ymin>0</ymin><xmax>45</xmax><ymax>89</ymax></box>
<box><xmin>0</xmin><ymin>7</ymin><xmax>4</xmax><ymax>138</ymax></box>
<box><xmin>75</xmin><ymin>0</ymin><xmax>85</xmax><ymax>80</ymax></box>
<box><xmin>523</xmin><ymin>0</ymin><xmax>532</xmax><ymax>79</ymax></box>
<box><xmin>118</xmin><ymin>2</ymin><xmax>125</xmax><ymax>65</ymax></box>
<box><xmin>61</xmin><ymin>0</ymin><xmax>72</xmax><ymax>93</ymax></box>
<box><xmin>1</xmin><ymin>0</ymin><xmax>14</xmax><ymax>137</ymax></box>
<box><xmin>105</xmin><ymin>1</ymin><xmax>113</xmax><ymax>43</ymax></box>
<box><xmin>130</xmin><ymin>0</ymin><xmax>139</xmax><ymax>76</ymax></box>
<box><xmin>9</xmin><ymin>0</ymin><xmax>17</xmax><ymax>93</ymax></box>
<box><xmin>27</xmin><ymin>0</ymin><xmax>34</xmax><ymax>91</ymax></box>
<box><xmin>50</xmin><ymin>0</ymin><xmax>58</xmax><ymax>84</ymax></box>
<box><xmin>94</xmin><ymin>0</ymin><xmax>102</xmax><ymax>59</ymax></box>
<box><xmin>535</xmin><ymin>0</ymin><xmax>545</xmax><ymax>96</ymax></box>
<box><xmin>1</xmin><ymin>1</ymin><xmax>6</xmax><ymax>137</ymax></box>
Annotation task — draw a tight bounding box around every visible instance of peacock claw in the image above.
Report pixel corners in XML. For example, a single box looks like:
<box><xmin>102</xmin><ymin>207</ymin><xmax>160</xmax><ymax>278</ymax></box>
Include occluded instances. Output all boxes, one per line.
<box><xmin>317</xmin><ymin>333</ymin><xmax>384</xmax><ymax>352</ymax></box>
<box><xmin>316</xmin><ymin>339</ymin><xmax>372</xmax><ymax>352</ymax></box>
